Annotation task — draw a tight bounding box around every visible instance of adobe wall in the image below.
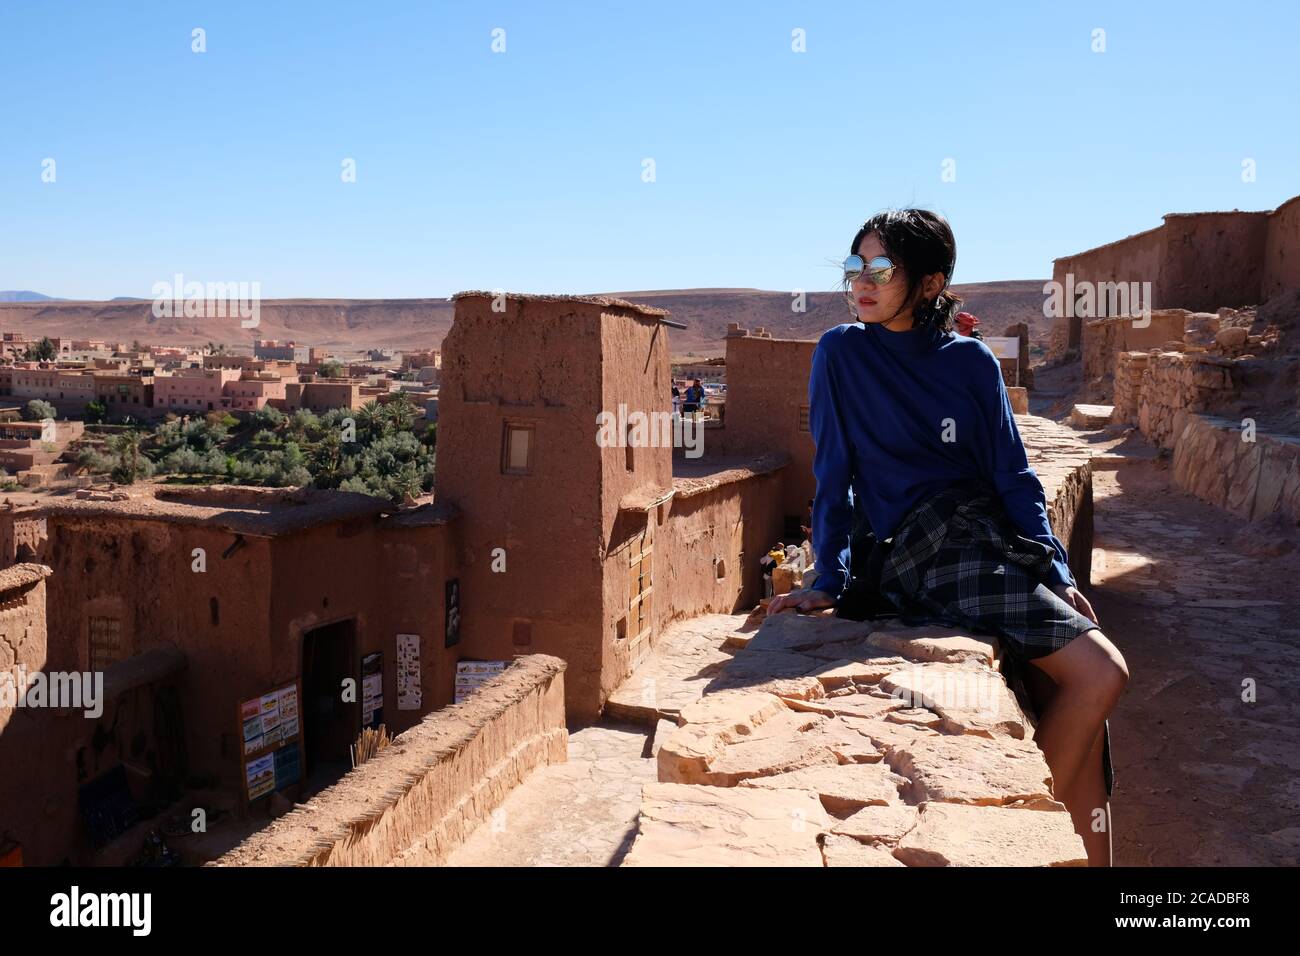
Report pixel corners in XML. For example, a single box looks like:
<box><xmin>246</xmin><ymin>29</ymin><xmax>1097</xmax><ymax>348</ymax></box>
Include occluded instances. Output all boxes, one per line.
<box><xmin>1263</xmin><ymin>196</ymin><xmax>1300</xmax><ymax>299</ymax></box>
<box><xmin>651</xmin><ymin>458</ymin><xmax>787</xmax><ymax>636</ymax></box>
<box><xmin>374</xmin><ymin>517</ymin><xmax>463</xmax><ymax>717</ymax></box>
<box><xmin>43</xmin><ymin>517</ymin><xmax>276</xmax><ymax>790</ymax></box>
<box><xmin>434</xmin><ymin>294</ymin><xmax>615</xmax><ymax>720</ymax></box>
<box><xmin>0</xmin><ymin>566</ymin><xmax>62</xmax><ymax>864</ymax></box>
<box><xmin>1050</xmin><ymin>197</ymin><xmax>1300</xmax><ymax>362</ymax></box>
<box><xmin>266</xmin><ymin>515</ymin><xmax>463</xmax><ymax>740</ymax></box>
<box><xmin>1160</xmin><ymin>212</ymin><xmax>1271</xmax><ymax>312</ymax></box>
<box><xmin>719</xmin><ymin>332</ymin><xmax>817</xmax><ymax>520</ymax></box>
<box><xmin>212</xmin><ymin>655</ymin><xmax>567</xmax><ymax>867</ymax></box>
<box><xmin>1049</xmin><ymin>225</ymin><xmax>1165</xmax><ymax>357</ymax></box>
<box><xmin>596</xmin><ymin>298</ymin><xmax>675</xmax><ymax>715</ymax></box>
<box><xmin>0</xmin><ymin>506</ymin><xmax>46</xmax><ymax>566</ymax></box>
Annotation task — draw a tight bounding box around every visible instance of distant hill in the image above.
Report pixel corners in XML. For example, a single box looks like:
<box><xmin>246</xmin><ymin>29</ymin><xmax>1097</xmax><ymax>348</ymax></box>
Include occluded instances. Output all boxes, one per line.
<box><xmin>0</xmin><ymin>281</ymin><xmax>1052</xmax><ymax>358</ymax></box>
<box><xmin>0</xmin><ymin>291</ymin><xmax>60</xmax><ymax>302</ymax></box>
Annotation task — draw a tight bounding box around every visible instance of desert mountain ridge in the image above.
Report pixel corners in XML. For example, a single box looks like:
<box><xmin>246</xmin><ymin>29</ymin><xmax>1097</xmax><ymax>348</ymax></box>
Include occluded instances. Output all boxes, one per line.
<box><xmin>0</xmin><ymin>280</ymin><xmax>1053</xmax><ymax>359</ymax></box>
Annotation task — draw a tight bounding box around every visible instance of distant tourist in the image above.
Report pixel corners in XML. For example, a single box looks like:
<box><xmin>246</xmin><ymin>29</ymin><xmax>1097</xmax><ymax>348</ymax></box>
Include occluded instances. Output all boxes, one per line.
<box><xmin>758</xmin><ymin>542</ymin><xmax>786</xmax><ymax>598</ymax></box>
<box><xmin>954</xmin><ymin>310</ymin><xmax>984</xmax><ymax>340</ymax></box>
<box><xmin>671</xmin><ymin>384</ymin><xmax>681</xmax><ymax>414</ymax></box>
<box><xmin>682</xmin><ymin>379</ymin><xmax>705</xmax><ymax>418</ymax></box>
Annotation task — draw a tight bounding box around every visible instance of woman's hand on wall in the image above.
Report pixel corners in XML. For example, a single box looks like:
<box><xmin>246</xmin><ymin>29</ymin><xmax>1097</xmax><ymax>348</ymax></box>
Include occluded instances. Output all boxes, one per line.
<box><xmin>766</xmin><ymin>588</ymin><xmax>836</xmax><ymax>616</ymax></box>
<box><xmin>1052</xmin><ymin>583</ymin><xmax>1099</xmax><ymax>626</ymax></box>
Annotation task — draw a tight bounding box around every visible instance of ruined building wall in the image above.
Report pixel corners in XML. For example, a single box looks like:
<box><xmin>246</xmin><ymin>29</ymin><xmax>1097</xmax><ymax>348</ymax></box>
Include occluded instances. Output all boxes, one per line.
<box><xmin>0</xmin><ymin>508</ymin><xmax>47</xmax><ymax>568</ymax></box>
<box><xmin>1081</xmin><ymin>310</ymin><xmax>1188</xmax><ymax>383</ymax></box>
<box><xmin>434</xmin><ymin>295</ymin><xmax>608</xmax><ymax>720</ymax></box>
<box><xmin>1116</xmin><ymin>350</ymin><xmax>1245</xmax><ymax>449</ymax></box>
<box><xmin>1050</xmin><ymin>197</ymin><xmax>1300</xmax><ymax>361</ymax></box>
<box><xmin>1049</xmin><ymin>225</ymin><xmax>1165</xmax><ymax>357</ymax></box>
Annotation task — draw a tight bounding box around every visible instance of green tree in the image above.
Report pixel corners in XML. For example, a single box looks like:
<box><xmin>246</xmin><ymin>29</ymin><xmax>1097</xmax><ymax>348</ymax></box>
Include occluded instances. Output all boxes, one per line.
<box><xmin>84</xmin><ymin>400</ymin><xmax>107</xmax><ymax>424</ymax></box>
<box><xmin>109</xmin><ymin>430</ymin><xmax>146</xmax><ymax>483</ymax></box>
<box><xmin>24</xmin><ymin>399</ymin><xmax>56</xmax><ymax>421</ymax></box>
<box><xmin>24</xmin><ymin>337</ymin><xmax>57</xmax><ymax>362</ymax></box>
<box><xmin>384</xmin><ymin>393</ymin><xmax>416</xmax><ymax>433</ymax></box>
<box><xmin>355</xmin><ymin>400</ymin><xmax>383</xmax><ymax>438</ymax></box>
<box><xmin>318</xmin><ymin>360</ymin><xmax>344</xmax><ymax>378</ymax></box>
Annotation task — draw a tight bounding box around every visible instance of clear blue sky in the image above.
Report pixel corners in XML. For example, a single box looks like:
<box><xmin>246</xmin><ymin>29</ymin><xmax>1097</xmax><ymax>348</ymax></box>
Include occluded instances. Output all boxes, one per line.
<box><xmin>2</xmin><ymin>0</ymin><xmax>1297</xmax><ymax>300</ymax></box>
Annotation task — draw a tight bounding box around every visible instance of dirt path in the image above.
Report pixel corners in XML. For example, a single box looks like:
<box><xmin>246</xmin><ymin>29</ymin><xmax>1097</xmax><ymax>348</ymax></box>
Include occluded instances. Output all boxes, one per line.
<box><xmin>1092</xmin><ymin>455</ymin><xmax>1300</xmax><ymax>866</ymax></box>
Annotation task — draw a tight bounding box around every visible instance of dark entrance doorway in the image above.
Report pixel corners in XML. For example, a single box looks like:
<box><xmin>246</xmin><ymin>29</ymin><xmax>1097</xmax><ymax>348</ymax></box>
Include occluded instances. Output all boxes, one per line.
<box><xmin>301</xmin><ymin>619</ymin><xmax>358</xmax><ymax>780</ymax></box>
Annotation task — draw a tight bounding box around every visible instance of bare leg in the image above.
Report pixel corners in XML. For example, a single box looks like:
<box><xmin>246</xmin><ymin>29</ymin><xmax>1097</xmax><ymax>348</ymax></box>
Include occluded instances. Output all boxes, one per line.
<box><xmin>1056</xmin><ymin>725</ymin><xmax>1112</xmax><ymax>865</ymax></box>
<box><xmin>1021</xmin><ymin>630</ymin><xmax>1127</xmax><ymax>867</ymax></box>
<box><xmin>1030</xmin><ymin>630</ymin><xmax>1126</xmax><ymax>793</ymax></box>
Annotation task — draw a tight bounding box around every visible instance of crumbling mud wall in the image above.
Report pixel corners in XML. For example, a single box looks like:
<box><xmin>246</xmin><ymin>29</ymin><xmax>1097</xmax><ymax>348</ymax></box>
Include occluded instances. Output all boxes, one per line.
<box><xmin>1049</xmin><ymin>196</ymin><xmax>1300</xmax><ymax>362</ymax></box>
<box><xmin>1082</xmin><ymin>310</ymin><xmax>1189</xmax><ymax>383</ymax></box>
<box><xmin>213</xmin><ymin>654</ymin><xmax>567</xmax><ymax>867</ymax></box>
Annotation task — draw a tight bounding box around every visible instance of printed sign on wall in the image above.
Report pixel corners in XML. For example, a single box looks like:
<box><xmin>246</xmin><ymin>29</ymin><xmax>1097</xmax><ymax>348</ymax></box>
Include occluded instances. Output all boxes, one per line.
<box><xmin>454</xmin><ymin>660</ymin><xmax>509</xmax><ymax>704</ymax></box>
<box><xmin>396</xmin><ymin>633</ymin><xmax>421</xmax><ymax>711</ymax></box>
<box><xmin>237</xmin><ymin>680</ymin><xmax>303</xmax><ymax>806</ymax></box>
<box><xmin>361</xmin><ymin>651</ymin><xmax>383</xmax><ymax>728</ymax></box>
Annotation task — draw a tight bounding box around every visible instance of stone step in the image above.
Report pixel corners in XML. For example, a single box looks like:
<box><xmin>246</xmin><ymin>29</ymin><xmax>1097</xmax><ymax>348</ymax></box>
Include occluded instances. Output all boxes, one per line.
<box><xmin>1069</xmin><ymin>403</ymin><xmax>1115</xmax><ymax>429</ymax></box>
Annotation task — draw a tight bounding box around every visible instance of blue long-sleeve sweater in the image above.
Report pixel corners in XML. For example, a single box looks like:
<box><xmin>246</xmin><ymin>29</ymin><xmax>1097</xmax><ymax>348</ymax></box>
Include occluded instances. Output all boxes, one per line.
<box><xmin>809</xmin><ymin>320</ymin><xmax>1076</xmax><ymax>601</ymax></box>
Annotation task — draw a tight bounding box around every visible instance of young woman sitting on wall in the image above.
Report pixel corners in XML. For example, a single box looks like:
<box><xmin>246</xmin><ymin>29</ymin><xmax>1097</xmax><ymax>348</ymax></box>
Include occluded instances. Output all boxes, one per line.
<box><xmin>767</xmin><ymin>209</ymin><xmax>1129</xmax><ymax>866</ymax></box>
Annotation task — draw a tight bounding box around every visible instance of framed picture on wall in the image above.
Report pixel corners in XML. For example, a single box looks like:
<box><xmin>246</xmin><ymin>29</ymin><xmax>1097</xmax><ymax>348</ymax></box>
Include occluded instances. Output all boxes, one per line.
<box><xmin>445</xmin><ymin>578</ymin><xmax>460</xmax><ymax>648</ymax></box>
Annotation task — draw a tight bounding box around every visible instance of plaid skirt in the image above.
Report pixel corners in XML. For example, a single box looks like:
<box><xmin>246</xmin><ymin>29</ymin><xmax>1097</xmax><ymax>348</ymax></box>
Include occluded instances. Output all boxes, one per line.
<box><xmin>836</xmin><ymin>476</ymin><xmax>1114</xmax><ymax>797</ymax></box>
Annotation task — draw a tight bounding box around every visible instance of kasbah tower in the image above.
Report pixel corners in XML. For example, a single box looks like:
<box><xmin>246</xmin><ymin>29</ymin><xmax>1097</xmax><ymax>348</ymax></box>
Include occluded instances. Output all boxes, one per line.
<box><xmin>436</xmin><ymin>291</ymin><xmax>674</xmax><ymax>720</ymax></box>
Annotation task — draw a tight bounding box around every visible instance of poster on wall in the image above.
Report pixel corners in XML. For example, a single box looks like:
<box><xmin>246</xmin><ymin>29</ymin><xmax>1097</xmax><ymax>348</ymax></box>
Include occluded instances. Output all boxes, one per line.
<box><xmin>236</xmin><ymin>679</ymin><xmax>304</xmax><ymax>807</ymax></box>
<box><xmin>241</xmin><ymin>699</ymin><xmax>264</xmax><ymax>755</ymax></box>
<box><xmin>445</xmin><ymin>578</ymin><xmax>460</xmax><ymax>647</ymax></box>
<box><xmin>246</xmin><ymin>754</ymin><xmax>275</xmax><ymax>801</ymax></box>
<box><xmin>361</xmin><ymin>651</ymin><xmax>383</xmax><ymax>728</ymax></box>
<box><xmin>454</xmin><ymin>660</ymin><xmax>509</xmax><ymax>704</ymax></box>
<box><xmin>396</xmin><ymin>633</ymin><xmax>421</xmax><ymax>711</ymax></box>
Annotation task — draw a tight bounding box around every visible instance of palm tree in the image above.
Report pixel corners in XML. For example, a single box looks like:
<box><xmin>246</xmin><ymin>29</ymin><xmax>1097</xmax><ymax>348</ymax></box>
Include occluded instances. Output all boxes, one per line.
<box><xmin>110</xmin><ymin>431</ymin><xmax>145</xmax><ymax>482</ymax></box>
<box><xmin>385</xmin><ymin>394</ymin><xmax>415</xmax><ymax>433</ymax></box>
<box><xmin>355</xmin><ymin>400</ymin><xmax>383</xmax><ymax>438</ymax></box>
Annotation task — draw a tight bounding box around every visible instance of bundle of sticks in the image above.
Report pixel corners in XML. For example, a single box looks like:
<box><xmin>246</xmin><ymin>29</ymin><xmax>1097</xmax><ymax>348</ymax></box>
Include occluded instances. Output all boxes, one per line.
<box><xmin>350</xmin><ymin>724</ymin><xmax>392</xmax><ymax>768</ymax></box>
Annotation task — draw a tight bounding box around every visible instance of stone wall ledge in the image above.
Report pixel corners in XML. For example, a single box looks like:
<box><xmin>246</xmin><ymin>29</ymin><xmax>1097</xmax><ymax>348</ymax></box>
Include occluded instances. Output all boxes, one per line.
<box><xmin>622</xmin><ymin>614</ymin><xmax>1087</xmax><ymax>867</ymax></box>
<box><xmin>1170</xmin><ymin>411</ymin><xmax>1300</xmax><ymax>523</ymax></box>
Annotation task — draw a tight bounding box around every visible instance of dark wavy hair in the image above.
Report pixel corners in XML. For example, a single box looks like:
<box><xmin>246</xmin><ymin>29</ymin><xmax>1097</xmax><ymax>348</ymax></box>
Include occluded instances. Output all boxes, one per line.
<box><xmin>845</xmin><ymin>209</ymin><xmax>962</xmax><ymax>333</ymax></box>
